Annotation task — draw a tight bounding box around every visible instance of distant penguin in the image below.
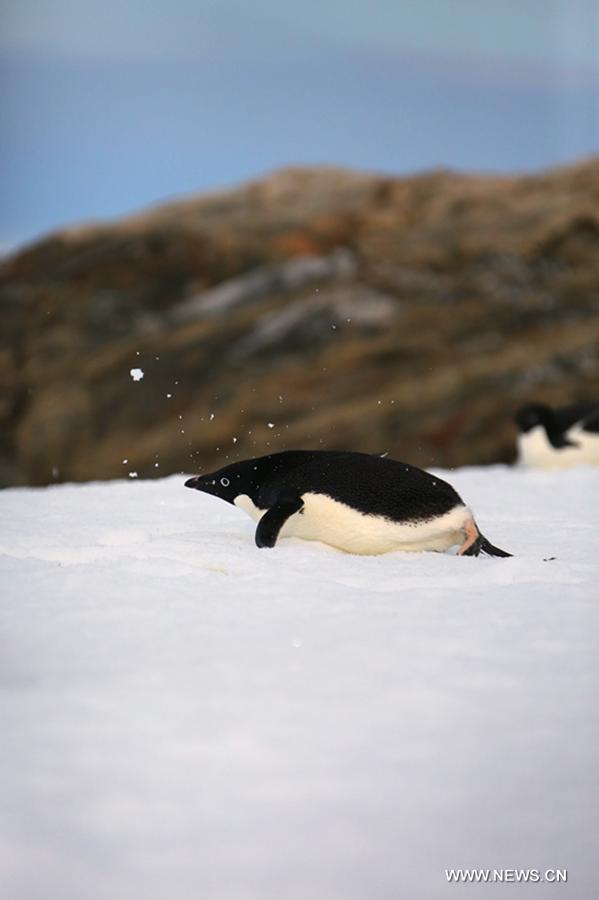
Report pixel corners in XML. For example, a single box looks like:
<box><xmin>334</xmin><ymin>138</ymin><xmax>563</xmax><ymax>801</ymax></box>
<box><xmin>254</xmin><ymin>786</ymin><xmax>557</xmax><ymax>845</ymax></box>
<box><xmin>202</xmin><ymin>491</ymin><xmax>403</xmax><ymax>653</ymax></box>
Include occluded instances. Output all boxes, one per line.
<box><xmin>185</xmin><ymin>450</ymin><xmax>511</xmax><ymax>557</ymax></box>
<box><xmin>514</xmin><ymin>402</ymin><xmax>599</xmax><ymax>469</ymax></box>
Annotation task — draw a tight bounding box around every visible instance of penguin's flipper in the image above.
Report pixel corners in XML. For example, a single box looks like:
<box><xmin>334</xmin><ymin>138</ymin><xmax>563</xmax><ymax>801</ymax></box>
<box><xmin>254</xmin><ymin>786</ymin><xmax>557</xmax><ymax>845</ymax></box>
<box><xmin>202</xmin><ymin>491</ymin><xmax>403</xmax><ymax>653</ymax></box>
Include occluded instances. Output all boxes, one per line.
<box><xmin>255</xmin><ymin>496</ymin><xmax>304</xmax><ymax>548</ymax></box>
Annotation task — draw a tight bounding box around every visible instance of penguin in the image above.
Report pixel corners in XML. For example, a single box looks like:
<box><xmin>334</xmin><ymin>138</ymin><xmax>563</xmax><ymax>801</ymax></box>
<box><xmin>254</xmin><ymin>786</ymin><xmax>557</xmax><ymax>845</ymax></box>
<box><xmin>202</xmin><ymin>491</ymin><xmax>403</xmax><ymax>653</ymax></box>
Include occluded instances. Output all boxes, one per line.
<box><xmin>514</xmin><ymin>402</ymin><xmax>599</xmax><ymax>469</ymax></box>
<box><xmin>184</xmin><ymin>450</ymin><xmax>511</xmax><ymax>557</ymax></box>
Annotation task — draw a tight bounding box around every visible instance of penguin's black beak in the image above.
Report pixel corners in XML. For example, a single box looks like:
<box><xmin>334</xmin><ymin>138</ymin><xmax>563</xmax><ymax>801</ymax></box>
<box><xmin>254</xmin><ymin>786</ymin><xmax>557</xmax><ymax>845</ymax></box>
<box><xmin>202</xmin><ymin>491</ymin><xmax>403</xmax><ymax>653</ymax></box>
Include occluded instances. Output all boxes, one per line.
<box><xmin>185</xmin><ymin>474</ymin><xmax>219</xmax><ymax>493</ymax></box>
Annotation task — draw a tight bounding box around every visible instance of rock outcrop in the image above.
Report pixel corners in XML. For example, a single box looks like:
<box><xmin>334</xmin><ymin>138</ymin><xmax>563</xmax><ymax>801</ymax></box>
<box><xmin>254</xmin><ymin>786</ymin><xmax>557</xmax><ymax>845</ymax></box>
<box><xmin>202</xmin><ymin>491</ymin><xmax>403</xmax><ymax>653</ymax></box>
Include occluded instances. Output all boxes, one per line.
<box><xmin>1</xmin><ymin>160</ymin><xmax>598</xmax><ymax>486</ymax></box>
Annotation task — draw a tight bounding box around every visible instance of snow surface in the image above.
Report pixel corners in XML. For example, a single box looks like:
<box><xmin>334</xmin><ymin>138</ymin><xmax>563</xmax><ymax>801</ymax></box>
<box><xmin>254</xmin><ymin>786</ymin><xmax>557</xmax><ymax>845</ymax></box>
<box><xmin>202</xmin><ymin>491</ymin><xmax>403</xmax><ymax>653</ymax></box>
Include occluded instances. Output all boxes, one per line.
<box><xmin>1</xmin><ymin>466</ymin><xmax>598</xmax><ymax>900</ymax></box>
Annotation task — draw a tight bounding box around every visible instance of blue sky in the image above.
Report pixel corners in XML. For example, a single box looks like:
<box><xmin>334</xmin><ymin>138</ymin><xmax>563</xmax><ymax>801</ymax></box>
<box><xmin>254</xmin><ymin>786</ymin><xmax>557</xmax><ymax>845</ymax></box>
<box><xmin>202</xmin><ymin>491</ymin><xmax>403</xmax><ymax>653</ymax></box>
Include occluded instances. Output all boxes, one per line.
<box><xmin>1</xmin><ymin>0</ymin><xmax>598</xmax><ymax>247</ymax></box>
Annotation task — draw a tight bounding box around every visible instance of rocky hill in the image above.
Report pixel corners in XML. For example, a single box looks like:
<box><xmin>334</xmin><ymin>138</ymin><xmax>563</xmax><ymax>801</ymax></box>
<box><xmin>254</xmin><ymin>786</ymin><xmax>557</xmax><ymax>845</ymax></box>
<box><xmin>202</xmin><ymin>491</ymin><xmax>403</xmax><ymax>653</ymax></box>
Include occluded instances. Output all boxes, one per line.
<box><xmin>1</xmin><ymin>159</ymin><xmax>599</xmax><ymax>486</ymax></box>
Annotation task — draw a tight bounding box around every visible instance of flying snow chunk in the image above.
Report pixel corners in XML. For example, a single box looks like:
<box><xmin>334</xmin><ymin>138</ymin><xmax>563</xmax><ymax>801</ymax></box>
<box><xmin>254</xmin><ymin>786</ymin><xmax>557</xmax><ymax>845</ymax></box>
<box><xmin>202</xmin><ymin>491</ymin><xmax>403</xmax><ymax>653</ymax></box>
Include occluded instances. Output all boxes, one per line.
<box><xmin>267</xmin><ymin>423</ymin><xmax>275</xmax><ymax>429</ymax></box>
<box><xmin>130</xmin><ymin>368</ymin><xmax>144</xmax><ymax>382</ymax></box>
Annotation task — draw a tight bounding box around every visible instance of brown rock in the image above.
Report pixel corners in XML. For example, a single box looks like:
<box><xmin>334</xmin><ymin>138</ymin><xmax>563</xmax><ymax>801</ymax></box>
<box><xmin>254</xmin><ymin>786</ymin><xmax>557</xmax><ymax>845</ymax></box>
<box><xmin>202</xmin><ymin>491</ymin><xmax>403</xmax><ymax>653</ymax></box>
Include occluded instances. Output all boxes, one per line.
<box><xmin>1</xmin><ymin>159</ymin><xmax>598</xmax><ymax>486</ymax></box>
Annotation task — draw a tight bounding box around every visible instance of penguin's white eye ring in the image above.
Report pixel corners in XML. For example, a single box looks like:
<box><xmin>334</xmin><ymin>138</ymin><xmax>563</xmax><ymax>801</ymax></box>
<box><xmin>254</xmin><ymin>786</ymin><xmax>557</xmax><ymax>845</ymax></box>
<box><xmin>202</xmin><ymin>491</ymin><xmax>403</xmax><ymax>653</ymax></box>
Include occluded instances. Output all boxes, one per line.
<box><xmin>220</xmin><ymin>477</ymin><xmax>230</xmax><ymax>487</ymax></box>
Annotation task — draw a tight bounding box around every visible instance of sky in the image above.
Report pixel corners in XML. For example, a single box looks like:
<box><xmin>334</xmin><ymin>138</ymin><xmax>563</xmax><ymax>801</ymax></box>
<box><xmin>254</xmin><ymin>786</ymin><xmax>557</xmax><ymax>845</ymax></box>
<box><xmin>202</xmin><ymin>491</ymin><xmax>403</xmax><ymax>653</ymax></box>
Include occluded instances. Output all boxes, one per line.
<box><xmin>1</xmin><ymin>0</ymin><xmax>598</xmax><ymax>248</ymax></box>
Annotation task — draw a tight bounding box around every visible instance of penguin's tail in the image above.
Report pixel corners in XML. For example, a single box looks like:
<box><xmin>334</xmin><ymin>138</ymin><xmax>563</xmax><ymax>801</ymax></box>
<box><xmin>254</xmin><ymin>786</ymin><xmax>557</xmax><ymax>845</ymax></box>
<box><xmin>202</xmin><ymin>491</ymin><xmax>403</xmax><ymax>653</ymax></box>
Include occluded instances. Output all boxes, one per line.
<box><xmin>462</xmin><ymin>531</ymin><xmax>512</xmax><ymax>558</ymax></box>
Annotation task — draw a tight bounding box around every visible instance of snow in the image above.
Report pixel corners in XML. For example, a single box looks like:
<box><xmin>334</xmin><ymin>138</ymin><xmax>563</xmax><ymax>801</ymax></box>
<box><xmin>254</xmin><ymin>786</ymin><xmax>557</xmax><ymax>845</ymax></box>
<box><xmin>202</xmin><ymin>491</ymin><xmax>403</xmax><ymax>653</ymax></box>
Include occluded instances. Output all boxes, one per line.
<box><xmin>1</xmin><ymin>466</ymin><xmax>597</xmax><ymax>900</ymax></box>
<box><xmin>129</xmin><ymin>368</ymin><xmax>144</xmax><ymax>382</ymax></box>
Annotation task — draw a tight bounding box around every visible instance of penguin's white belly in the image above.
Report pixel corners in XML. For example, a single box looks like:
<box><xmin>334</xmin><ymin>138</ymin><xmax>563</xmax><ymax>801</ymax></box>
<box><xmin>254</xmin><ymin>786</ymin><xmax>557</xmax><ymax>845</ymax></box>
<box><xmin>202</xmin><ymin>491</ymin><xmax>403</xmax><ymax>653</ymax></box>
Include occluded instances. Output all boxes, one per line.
<box><xmin>518</xmin><ymin>427</ymin><xmax>599</xmax><ymax>469</ymax></box>
<box><xmin>234</xmin><ymin>492</ymin><xmax>470</xmax><ymax>554</ymax></box>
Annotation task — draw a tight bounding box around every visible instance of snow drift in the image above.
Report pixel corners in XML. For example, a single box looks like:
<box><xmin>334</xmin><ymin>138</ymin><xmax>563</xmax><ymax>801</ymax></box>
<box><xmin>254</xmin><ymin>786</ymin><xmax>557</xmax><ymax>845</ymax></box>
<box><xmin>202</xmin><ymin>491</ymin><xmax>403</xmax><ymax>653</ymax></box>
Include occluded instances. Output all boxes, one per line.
<box><xmin>1</xmin><ymin>466</ymin><xmax>597</xmax><ymax>899</ymax></box>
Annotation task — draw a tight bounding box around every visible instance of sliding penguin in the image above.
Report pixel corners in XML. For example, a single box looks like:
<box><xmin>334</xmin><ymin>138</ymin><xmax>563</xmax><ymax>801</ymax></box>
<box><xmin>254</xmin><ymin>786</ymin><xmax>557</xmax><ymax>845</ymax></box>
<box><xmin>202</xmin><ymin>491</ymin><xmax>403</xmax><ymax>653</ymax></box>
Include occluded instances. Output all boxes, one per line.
<box><xmin>185</xmin><ymin>450</ymin><xmax>511</xmax><ymax>557</ymax></box>
<box><xmin>515</xmin><ymin>402</ymin><xmax>599</xmax><ymax>469</ymax></box>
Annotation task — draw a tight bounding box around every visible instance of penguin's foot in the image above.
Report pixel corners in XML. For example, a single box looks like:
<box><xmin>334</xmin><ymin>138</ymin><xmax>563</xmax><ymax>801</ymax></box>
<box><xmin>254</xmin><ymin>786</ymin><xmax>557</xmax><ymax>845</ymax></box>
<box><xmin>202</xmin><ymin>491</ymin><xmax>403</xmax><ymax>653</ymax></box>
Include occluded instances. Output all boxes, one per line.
<box><xmin>458</xmin><ymin>518</ymin><xmax>512</xmax><ymax>558</ymax></box>
<box><xmin>457</xmin><ymin>518</ymin><xmax>479</xmax><ymax>556</ymax></box>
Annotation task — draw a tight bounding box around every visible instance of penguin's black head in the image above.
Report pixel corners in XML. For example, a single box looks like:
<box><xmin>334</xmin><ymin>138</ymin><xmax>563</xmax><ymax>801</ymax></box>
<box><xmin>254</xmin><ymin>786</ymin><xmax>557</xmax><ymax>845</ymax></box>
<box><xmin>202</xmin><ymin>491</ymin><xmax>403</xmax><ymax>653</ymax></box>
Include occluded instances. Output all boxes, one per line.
<box><xmin>184</xmin><ymin>459</ymin><xmax>261</xmax><ymax>505</ymax></box>
<box><xmin>514</xmin><ymin>403</ymin><xmax>553</xmax><ymax>433</ymax></box>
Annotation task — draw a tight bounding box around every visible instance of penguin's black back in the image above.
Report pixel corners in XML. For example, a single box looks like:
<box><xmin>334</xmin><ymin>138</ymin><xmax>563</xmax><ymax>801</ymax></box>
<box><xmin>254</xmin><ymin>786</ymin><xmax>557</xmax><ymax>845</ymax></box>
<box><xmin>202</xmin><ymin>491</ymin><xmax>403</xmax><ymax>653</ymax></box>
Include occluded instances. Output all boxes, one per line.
<box><xmin>559</xmin><ymin>403</ymin><xmax>599</xmax><ymax>433</ymax></box>
<box><xmin>251</xmin><ymin>450</ymin><xmax>463</xmax><ymax>523</ymax></box>
<box><xmin>516</xmin><ymin>403</ymin><xmax>599</xmax><ymax>435</ymax></box>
